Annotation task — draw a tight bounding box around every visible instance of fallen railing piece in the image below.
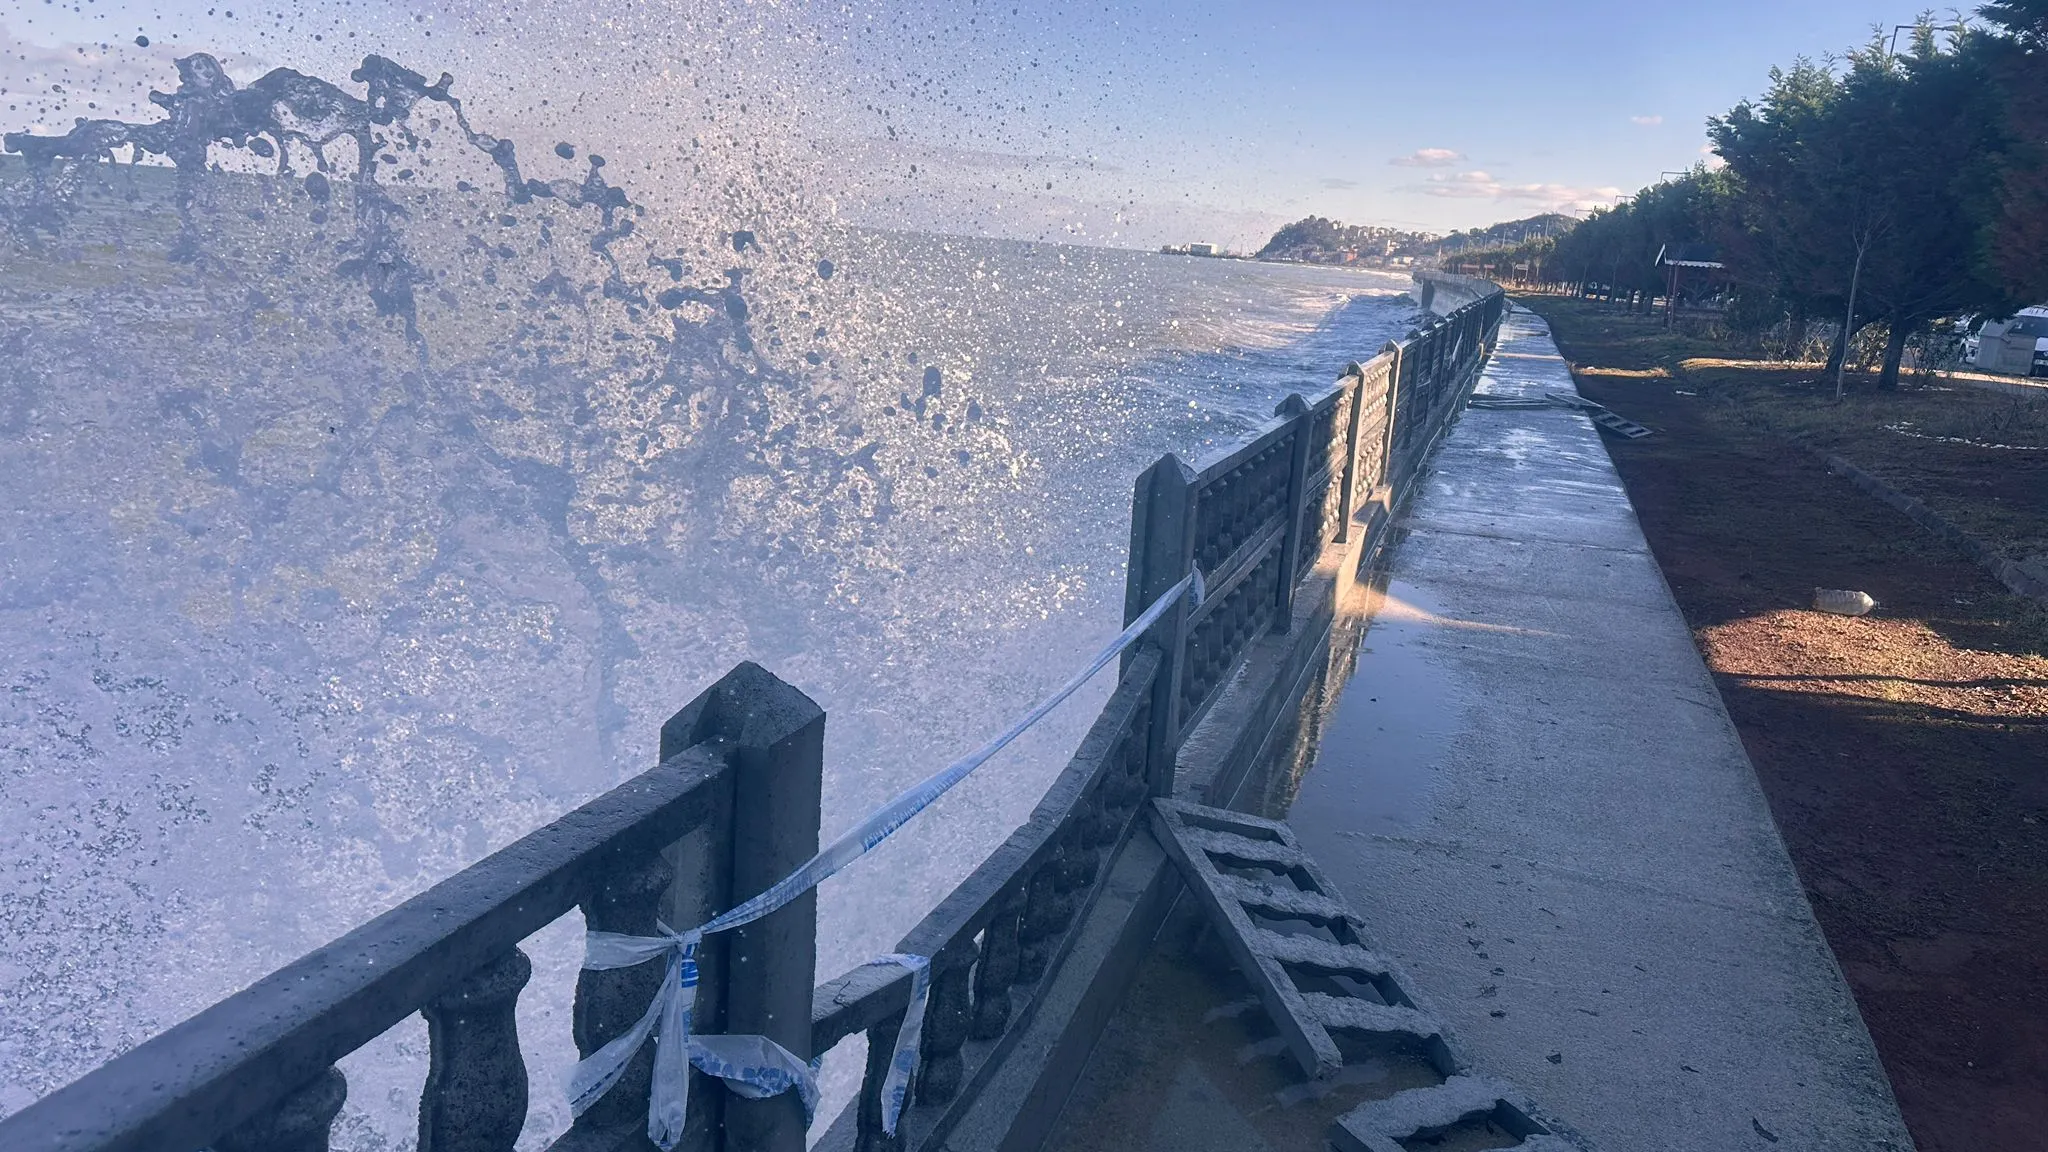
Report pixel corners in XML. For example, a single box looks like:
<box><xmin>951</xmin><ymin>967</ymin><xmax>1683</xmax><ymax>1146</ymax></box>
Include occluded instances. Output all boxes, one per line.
<box><xmin>1148</xmin><ymin>798</ymin><xmax>1591</xmax><ymax>1152</ymax></box>
<box><xmin>1543</xmin><ymin>391</ymin><xmax>1653</xmax><ymax>439</ymax></box>
<box><xmin>1147</xmin><ymin>799</ymin><xmax>1456</xmax><ymax>1082</ymax></box>
<box><xmin>1332</xmin><ymin>1075</ymin><xmax>1581</xmax><ymax>1152</ymax></box>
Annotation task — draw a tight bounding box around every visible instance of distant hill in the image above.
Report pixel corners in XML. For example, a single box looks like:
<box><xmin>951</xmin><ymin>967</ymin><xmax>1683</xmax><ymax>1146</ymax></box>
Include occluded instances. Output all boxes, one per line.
<box><xmin>1255</xmin><ymin>216</ymin><xmax>1426</xmax><ymax>264</ymax></box>
<box><xmin>1254</xmin><ymin>212</ymin><xmax>1578</xmax><ymax>267</ymax></box>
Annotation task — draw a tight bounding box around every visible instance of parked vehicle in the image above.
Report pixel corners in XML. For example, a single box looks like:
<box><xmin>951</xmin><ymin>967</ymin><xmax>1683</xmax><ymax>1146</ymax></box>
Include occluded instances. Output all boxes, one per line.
<box><xmin>1966</xmin><ymin>306</ymin><xmax>2048</xmax><ymax>377</ymax></box>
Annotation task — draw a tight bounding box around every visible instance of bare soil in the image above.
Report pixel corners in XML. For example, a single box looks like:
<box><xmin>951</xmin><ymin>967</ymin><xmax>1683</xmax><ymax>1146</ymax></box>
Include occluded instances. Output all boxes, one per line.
<box><xmin>1525</xmin><ymin>296</ymin><xmax>2048</xmax><ymax>1152</ymax></box>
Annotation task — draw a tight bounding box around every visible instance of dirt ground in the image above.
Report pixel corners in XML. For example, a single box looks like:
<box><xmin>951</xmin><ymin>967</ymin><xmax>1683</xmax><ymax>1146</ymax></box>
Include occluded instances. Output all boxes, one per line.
<box><xmin>1523</xmin><ymin>297</ymin><xmax>2048</xmax><ymax>1152</ymax></box>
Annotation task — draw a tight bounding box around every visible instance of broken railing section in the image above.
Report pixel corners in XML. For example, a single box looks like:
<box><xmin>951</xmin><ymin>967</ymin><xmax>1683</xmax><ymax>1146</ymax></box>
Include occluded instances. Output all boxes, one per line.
<box><xmin>1333</xmin><ymin>1077</ymin><xmax>1584</xmax><ymax>1152</ymax></box>
<box><xmin>0</xmin><ymin>661</ymin><xmax>823</xmax><ymax>1152</ymax></box>
<box><xmin>1469</xmin><ymin>392</ymin><xmax>1654</xmax><ymax>440</ymax></box>
<box><xmin>1149</xmin><ymin>800</ymin><xmax>1587</xmax><ymax>1152</ymax></box>
<box><xmin>1146</xmin><ymin>799</ymin><xmax>1456</xmax><ymax>1084</ymax></box>
<box><xmin>811</xmin><ymin>282</ymin><xmax>1508</xmax><ymax>1151</ymax></box>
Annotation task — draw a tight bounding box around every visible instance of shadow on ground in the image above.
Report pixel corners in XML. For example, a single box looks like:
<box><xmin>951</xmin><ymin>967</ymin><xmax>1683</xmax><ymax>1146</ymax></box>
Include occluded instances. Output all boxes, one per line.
<box><xmin>1527</xmin><ymin>294</ymin><xmax>2048</xmax><ymax>1152</ymax></box>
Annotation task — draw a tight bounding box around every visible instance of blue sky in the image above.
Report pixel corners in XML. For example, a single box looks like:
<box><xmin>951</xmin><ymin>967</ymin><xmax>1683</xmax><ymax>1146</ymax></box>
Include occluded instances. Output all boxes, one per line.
<box><xmin>2</xmin><ymin>0</ymin><xmax>1923</xmax><ymax>245</ymax></box>
<box><xmin>1152</xmin><ymin>1</ymin><xmax>1908</xmax><ymax>229</ymax></box>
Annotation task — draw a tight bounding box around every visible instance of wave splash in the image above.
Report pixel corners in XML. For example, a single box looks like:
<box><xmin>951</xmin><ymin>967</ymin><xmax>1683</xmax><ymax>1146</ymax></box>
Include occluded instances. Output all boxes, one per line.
<box><xmin>0</xmin><ymin>45</ymin><xmax>1405</xmax><ymax>1147</ymax></box>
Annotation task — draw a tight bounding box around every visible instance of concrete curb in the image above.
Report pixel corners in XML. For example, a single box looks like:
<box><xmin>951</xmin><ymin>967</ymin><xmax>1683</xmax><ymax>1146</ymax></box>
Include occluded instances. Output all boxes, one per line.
<box><xmin>1806</xmin><ymin>446</ymin><xmax>2048</xmax><ymax>604</ymax></box>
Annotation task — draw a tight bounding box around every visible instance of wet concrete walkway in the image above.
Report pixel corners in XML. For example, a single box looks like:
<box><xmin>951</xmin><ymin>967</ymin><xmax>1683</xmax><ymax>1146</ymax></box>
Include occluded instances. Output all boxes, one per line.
<box><xmin>1285</xmin><ymin>307</ymin><xmax>1912</xmax><ymax>1150</ymax></box>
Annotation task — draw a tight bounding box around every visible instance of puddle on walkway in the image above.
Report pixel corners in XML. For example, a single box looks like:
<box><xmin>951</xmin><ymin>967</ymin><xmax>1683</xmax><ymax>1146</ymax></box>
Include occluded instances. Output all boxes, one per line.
<box><xmin>1285</xmin><ymin>578</ymin><xmax>1460</xmax><ymax>838</ymax></box>
<box><xmin>1043</xmin><ymin>904</ymin><xmax>1448</xmax><ymax>1152</ymax></box>
<box><xmin>1047</xmin><ymin>567</ymin><xmax>1474</xmax><ymax>1151</ymax></box>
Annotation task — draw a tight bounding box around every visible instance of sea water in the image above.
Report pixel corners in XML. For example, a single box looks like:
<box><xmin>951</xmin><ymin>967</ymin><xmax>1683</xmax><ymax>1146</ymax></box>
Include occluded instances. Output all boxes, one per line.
<box><xmin>0</xmin><ymin>40</ymin><xmax>1412</xmax><ymax>1150</ymax></box>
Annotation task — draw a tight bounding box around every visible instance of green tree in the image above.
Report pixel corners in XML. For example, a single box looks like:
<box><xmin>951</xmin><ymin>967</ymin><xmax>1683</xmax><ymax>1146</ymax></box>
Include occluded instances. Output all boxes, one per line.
<box><xmin>1980</xmin><ymin>0</ymin><xmax>2048</xmax><ymax>44</ymax></box>
<box><xmin>1838</xmin><ymin>25</ymin><xmax>2011</xmax><ymax>388</ymax></box>
<box><xmin>1713</xmin><ymin>21</ymin><xmax>2022</xmax><ymax>390</ymax></box>
<box><xmin>1709</xmin><ymin>60</ymin><xmax>1854</xmax><ymax>360</ymax></box>
<box><xmin>1979</xmin><ymin>0</ymin><xmax>2048</xmax><ymax>305</ymax></box>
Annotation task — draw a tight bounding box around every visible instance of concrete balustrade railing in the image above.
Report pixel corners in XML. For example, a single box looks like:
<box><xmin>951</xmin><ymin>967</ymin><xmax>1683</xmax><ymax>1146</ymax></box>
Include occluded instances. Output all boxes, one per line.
<box><xmin>0</xmin><ymin>278</ymin><xmax>1504</xmax><ymax>1152</ymax></box>
<box><xmin>813</xmin><ymin>280</ymin><xmax>1505</xmax><ymax>1151</ymax></box>
<box><xmin>810</xmin><ymin>651</ymin><xmax>1160</xmax><ymax>1152</ymax></box>
<box><xmin>0</xmin><ymin>661</ymin><xmax>825</xmax><ymax>1152</ymax></box>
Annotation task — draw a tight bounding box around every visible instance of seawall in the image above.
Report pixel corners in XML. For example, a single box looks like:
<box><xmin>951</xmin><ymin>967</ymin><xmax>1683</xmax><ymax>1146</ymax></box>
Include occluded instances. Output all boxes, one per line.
<box><xmin>1415</xmin><ymin>268</ymin><xmax>1495</xmax><ymax>317</ymax></box>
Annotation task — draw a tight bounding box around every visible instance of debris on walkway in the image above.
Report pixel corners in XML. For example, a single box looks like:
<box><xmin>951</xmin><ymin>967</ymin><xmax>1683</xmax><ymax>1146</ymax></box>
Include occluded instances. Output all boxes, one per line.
<box><xmin>1465</xmin><ymin>391</ymin><xmax>1654</xmax><ymax>439</ymax></box>
<box><xmin>1149</xmin><ymin>799</ymin><xmax>1587</xmax><ymax>1152</ymax></box>
<box><xmin>1543</xmin><ymin>391</ymin><xmax>1654</xmax><ymax>438</ymax></box>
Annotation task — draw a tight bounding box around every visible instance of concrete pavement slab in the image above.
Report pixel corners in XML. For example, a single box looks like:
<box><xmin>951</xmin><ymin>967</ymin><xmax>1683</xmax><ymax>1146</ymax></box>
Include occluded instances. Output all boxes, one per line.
<box><xmin>1285</xmin><ymin>306</ymin><xmax>1912</xmax><ymax>1151</ymax></box>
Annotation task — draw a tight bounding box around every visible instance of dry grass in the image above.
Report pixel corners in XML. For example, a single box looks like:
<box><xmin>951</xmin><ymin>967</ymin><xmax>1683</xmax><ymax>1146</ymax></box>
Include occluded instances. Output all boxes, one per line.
<box><xmin>1698</xmin><ymin>609</ymin><xmax>2048</xmax><ymax>717</ymax></box>
<box><xmin>1523</xmin><ymin>296</ymin><xmax>2048</xmax><ymax>567</ymax></box>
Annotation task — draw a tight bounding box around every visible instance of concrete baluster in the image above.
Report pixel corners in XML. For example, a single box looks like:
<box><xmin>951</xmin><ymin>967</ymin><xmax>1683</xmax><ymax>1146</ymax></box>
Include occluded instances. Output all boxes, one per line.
<box><xmin>854</xmin><ymin>1015</ymin><xmax>907</xmax><ymax>1152</ymax></box>
<box><xmin>971</xmin><ymin>888</ymin><xmax>1025</xmax><ymax>1040</ymax></box>
<box><xmin>1066</xmin><ymin>788</ymin><xmax>1105</xmax><ymax>889</ymax></box>
<box><xmin>1110</xmin><ymin>706</ymin><xmax>1150</xmax><ymax>814</ymax></box>
<box><xmin>572</xmin><ymin>851</ymin><xmax>675</xmax><ymax>1133</ymax></box>
<box><xmin>420</xmin><ymin>947</ymin><xmax>532</xmax><ymax>1152</ymax></box>
<box><xmin>1082</xmin><ymin>774</ymin><xmax>1119</xmax><ymax>857</ymax></box>
<box><xmin>1057</xmin><ymin>808</ymin><xmax>1096</xmax><ymax>893</ymax></box>
<box><xmin>215</xmin><ymin>1067</ymin><xmax>348</xmax><ymax>1152</ymax></box>
<box><xmin>1016</xmin><ymin>856</ymin><xmax>1064</xmax><ymax>983</ymax></box>
<box><xmin>914</xmin><ymin>942</ymin><xmax>979</xmax><ymax>1105</ymax></box>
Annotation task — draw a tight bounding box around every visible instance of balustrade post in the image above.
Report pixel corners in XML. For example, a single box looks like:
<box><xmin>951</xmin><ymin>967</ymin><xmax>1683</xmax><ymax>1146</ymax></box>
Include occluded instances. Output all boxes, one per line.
<box><xmin>1433</xmin><ymin>328</ymin><xmax>1447</xmax><ymax>425</ymax></box>
<box><xmin>1427</xmin><ymin>327</ymin><xmax>1446</xmax><ymax>435</ymax></box>
<box><xmin>661</xmin><ymin>662</ymin><xmax>825</xmax><ymax>1152</ymax></box>
<box><xmin>1334</xmin><ymin>366</ymin><xmax>1367</xmax><ymax>544</ymax></box>
<box><xmin>1378</xmin><ymin>341</ymin><xmax>1404</xmax><ymax>501</ymax></box>
<box><xmin>1122</xmin><ymin>454</ymin><xmax>1197</xmax><ymax>797</ymax></box>
<box><xmin>216</xmin><ymin>1066</ymin><xmax>348</xmax><ymax>1152</ymax></box>
<box><xmin>1270</xmin><ymin>394</ymin><xmax>1314</xmax><ymax>634</ymax></box>
<box><xmin>420</xmin><ymin>948</ymin><xmax>532</xmax><ymax>1152</ymax></box>
<box><xmin>1394</xmin><ymin>333</ymin><xmax>1419</xmax><ymax>495</ymax></box>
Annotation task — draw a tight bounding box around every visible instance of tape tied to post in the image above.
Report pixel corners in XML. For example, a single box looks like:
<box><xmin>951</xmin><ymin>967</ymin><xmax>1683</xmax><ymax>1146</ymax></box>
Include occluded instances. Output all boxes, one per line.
<box><xmin>566</xmin><ymin>924</ymin><xmax>821</xmax><ymax>1149</ymax></box>
<box><xmin>568</xmin><ymin>572</ymin><xmax>1199</xmax><ymax>1150</ymax></box>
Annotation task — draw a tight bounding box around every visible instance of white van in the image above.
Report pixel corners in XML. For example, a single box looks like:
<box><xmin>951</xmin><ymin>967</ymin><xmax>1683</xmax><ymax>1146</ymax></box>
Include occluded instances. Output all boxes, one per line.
<box><xmin>1967</xmin><ymin>306</ymin><xmax>2048</xmax><ymax>377</ymax></box>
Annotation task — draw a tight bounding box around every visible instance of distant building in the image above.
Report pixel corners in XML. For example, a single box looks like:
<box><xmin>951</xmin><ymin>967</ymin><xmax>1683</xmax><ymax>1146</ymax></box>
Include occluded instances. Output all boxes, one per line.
<box><xmin>1655</xmin><ymin>243</ymin><xmax>1729</xmax><ymax>326</ymax></box>
<box><xmin>1655</xmin><ymin>243</ymin><xmax>1725</xmax><ymax>272</ymax></box>
<box><xmin>1189</xmin><ymin>242</ymin><xmax>1221</xmax><ymax>257</ymax></box>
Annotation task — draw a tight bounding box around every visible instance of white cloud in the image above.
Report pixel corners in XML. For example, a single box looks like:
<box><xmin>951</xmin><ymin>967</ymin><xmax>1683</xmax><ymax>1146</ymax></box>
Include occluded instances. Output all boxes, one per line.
<box><xmin>1409</xmin><ymin>169</ymin><xmax>1622</xmax><ymax>214</ymax></box>
<box><xmin>1318</xmin><ymin>176</ymin><xmax>1359</xmax><ymax>190</ymax></box>
<box><xmin>1630</xmin><ymin>114</ymin><xmax>1664</xmax><ymax>127</ymax></box>
<box><xmin>1388</xmin><ymin>147</ymin><xmax>1464</xmax><ymax>168</ymax></box>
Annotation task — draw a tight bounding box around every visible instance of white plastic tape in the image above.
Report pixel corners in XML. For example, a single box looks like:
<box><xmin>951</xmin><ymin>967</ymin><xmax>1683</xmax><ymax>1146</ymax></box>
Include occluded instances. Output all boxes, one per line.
<box><xmin>870</xmin><ymin>953</ymin><xmax>931</xmax><ymax>1135</ymax></box>
<box><xmin>566</xmin><ymin>924</ymin><xmax>821</xmax><ymax>1149</ymax></box>
<box><xmin>568</xmin><ymin>572</ymin><xmax>1201</xmax><ymax>1148</ymax></box>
